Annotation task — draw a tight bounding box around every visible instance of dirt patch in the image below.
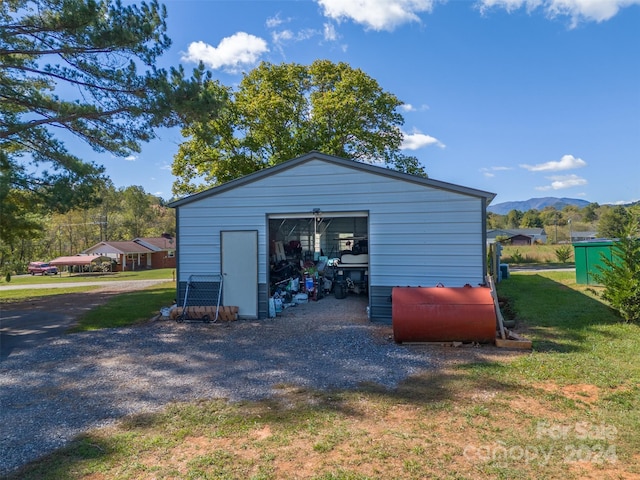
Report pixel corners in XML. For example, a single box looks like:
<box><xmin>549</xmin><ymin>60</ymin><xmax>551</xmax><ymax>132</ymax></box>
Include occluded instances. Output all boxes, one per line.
<box><xmin>535</xmin><ymin>382</ymin><xmax>601</xmax><ymax>405</ymax></box>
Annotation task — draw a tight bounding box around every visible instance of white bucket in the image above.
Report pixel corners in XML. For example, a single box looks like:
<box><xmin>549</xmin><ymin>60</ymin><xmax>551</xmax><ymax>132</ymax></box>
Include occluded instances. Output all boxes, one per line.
<box><xmin>295</xmin><ymin>293</ymin><xmax>308</xmax><ymax>304</ymax></box>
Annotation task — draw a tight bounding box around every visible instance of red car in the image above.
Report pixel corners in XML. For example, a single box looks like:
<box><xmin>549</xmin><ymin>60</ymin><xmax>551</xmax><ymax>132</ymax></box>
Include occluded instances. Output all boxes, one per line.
<box><xmin>27</xmin><ymin>262</ymin><xmax>59</xmax><ymax>275</ymax></box>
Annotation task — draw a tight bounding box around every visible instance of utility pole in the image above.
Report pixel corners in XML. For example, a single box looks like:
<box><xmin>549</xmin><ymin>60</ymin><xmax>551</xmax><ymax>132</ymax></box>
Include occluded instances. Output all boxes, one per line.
<box><xmin>568</xmin><ymin>218</ymin><xmax>572</xmax><ymax>244</ymax></box>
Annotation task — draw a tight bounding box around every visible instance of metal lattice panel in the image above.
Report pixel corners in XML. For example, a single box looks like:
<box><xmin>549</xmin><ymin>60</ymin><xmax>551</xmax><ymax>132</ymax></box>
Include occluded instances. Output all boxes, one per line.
<box><xmin>179</xmin><ymin>275</ymin><xmax>223</xmax><ymax>307</ymax></box>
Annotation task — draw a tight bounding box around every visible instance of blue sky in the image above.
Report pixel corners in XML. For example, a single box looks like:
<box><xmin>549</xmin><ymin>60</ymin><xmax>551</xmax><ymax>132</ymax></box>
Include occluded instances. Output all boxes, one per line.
<box><xmin>96</xmin><ymin>0</ymin><xmax>639</xmax><ymax>206</ymax></box>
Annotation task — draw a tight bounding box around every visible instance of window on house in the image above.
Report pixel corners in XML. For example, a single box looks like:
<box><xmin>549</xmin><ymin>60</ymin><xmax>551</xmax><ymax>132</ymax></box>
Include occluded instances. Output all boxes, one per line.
<box><xmin>167</xmin><ymin>250</ymin><xmax>175</xmax><ymax>258</ymax></box>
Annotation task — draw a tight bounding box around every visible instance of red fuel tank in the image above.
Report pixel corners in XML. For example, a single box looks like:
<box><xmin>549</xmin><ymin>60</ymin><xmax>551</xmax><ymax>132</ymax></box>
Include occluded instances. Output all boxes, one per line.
<box><xmin>392</xmin><ymin>285</ymin><xmax>497</xmax><ymax>343</ymax></box>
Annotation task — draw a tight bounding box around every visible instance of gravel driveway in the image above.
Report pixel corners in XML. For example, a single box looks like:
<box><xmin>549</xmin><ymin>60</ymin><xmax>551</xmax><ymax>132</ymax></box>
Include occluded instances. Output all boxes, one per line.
<box><xmin>0</xmin><ymin>295</ymin><xmax>434</xmax><ymax>476</ymax></box>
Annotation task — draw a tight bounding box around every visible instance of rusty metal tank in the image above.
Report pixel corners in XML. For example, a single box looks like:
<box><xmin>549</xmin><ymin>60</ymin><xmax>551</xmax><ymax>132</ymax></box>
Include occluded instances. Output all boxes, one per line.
<box><xmin>392</xmin><ymin>284</ymin><xmax>497</xmax><ymax>343</ymax></box>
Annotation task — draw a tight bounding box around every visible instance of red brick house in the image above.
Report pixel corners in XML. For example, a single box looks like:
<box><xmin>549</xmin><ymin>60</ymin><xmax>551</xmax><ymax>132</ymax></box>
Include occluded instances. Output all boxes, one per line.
<box><xmin>83</xmin><ymin>236</ymin><xmax>176</xmax><ymax>271</ymax></box>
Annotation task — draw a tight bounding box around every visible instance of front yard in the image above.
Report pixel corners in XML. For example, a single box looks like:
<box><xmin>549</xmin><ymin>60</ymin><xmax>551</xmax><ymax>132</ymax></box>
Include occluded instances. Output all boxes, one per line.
<box><xmin>7</xmin><ymin>270</ymin><xmax>639</xmax><ymax>479</ymax></box>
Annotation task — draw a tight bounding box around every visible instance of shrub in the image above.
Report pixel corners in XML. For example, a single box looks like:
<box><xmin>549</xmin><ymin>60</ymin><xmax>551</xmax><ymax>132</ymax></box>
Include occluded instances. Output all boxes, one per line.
<box><xmin>509</xmin><ymin>249</ymin><xmax>525</xmax><ymax>264</ymax></box>
<box><xmin>554</xmin><ymin>245</ymin><xmax>573</xmax><ymax>263</ymax></box>
<box><xmin>594</xmin><ymin>220</ymin><xmax>640</xmax><ymax>323</ymax></box>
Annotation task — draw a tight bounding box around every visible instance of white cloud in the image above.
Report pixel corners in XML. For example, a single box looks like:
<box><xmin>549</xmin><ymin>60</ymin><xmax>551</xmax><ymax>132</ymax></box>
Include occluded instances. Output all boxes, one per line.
<box><xmin>182</xmin><ymin>32</ymin><xmax>268</xmax><ymax>73</ymax></box>
<box><xmin>272</xmin><ymin>30</ymin><xmax>294</xmax><ymax>44</ymax></box>
<box><xmin>535</xmin><ymin>174</ymin><xmax>588</xmax><ymax>190</ymax></box>
<box><xmin>266</xmin><ymin>13</ymin><xmax>291</xmax><ymax>29</ymax></box>
<box><xmin>520</xmin><ymin>154</ymin><xmax>586</xmax><ymax>172</ymax></box>
<box><xmin>324</xmin><ymin>22</ymin><xmax>338</xmax><ymax>41</ymax></box>
<box><xmin>479</xmin><ymin>0</ymin><xmax>640</xmax><ymax>25</ymax></box>
<box><xmin>296</xmin><ymin>29</ymin><xmax>318</xmax><ymax>41</ymax></box>
<box><xmin>480</xmin><ymin>166</ymin><xmax>512</xmax><ymax>177</ymax></box>
<box><xmin>401</xmin><ymin>131</ymin><xmax>445</xmax><ymax>150</ymax></box>
<box><xmin>124</xmin><ymin>155</ymin><xmax>137</xmax><ymax>162</ymax></box>
<box><xmin>272</xmin><ymin>27</ymin><xmax>320</xmax><ymax>49</ymax></box>
<box><xmin>399</xmin><ymin>103</ymin><xmax>430</xmax><ymax>112</ymax></box>
<box><xmin>610</xmin><ymin>198</ymin><xmax>640</xmax><ymax>205</ymax></box>
<box><xmin>491</xmin><ymin>166</ymin><xmax>513</xmax><ymax>171</ymax></box>
<box><xmin>316</xmin><ymin>0</ymin><xmax>435</xmax><ymax>31</ymax></box>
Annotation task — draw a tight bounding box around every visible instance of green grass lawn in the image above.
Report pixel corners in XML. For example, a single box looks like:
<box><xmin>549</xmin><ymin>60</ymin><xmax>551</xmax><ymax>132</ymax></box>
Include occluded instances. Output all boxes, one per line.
<box><xmin>70</xmin><ymin>281</ymin><xmax>176</xmax><ymax>331</ymax></box>
<box><xmin>8</xmin><ymin>271</ymin><xmax>639</xmax><ymax>480</ymax></box>
<box><xmin>0</xmin><ymin>267</ymin><xmax>175</xmax><ymax>286</ymax></box>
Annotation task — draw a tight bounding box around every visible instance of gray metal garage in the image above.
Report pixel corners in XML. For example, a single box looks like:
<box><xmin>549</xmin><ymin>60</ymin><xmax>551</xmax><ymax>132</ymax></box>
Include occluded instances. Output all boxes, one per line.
<box><xmin>169</xmin><ymin>151</ymin><xmax>496</xmax><ymax>323</ymax></box>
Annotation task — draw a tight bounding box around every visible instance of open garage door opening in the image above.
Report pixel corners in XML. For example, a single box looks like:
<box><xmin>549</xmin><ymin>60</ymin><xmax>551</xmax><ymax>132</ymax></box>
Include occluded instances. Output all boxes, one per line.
<box><xmin>268</xmin><ymin>212</ymin><xmax>369</xmax><ymax>311</ymax></box>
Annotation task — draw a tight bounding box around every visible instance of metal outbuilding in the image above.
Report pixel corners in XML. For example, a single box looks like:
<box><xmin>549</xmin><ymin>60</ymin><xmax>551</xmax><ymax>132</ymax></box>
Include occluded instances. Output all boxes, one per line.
<box><xmin>573</xmin><ymin>239</ymin><xmax>616</xmax><ymax>285</ymax></box>
<box><xmin>169</xmin><ymin>151</ymin><xmax>496</xmax><ymax>323</ymax></box>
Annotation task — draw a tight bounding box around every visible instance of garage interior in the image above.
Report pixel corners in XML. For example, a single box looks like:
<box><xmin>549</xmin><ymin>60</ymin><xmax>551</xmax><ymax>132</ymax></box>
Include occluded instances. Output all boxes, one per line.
<box><xmin>268</xmin><ymin>212</ymin><xmax>369</xmax><ymax>310</ymax></box>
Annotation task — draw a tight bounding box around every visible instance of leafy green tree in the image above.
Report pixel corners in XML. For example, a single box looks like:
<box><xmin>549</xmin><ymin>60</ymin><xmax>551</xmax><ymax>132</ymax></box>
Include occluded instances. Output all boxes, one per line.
<box><xmin>487</xmin><ymin>212</ymin><xmax>506</xmax><ymax>229</ymax></box>
<box><xmin>598</xmin><ymin>206</ymin><xmax>630</xmax><ymax>238</ymax></box>
<box><xmin>520</xmin><ymin>209</ymin><xmax>543</xmax><ymax>228</ymax></box>
<box><xmin>505</xmin><ymin>210</ymin><xmax>523</xmax><ymax>229</ymax></box>
<box><xmin>0</xmin><ymin>165</ymin><xmax>42</xmax><ymax>245</ymax></box>
<box><xmin>582</xmin><ymin>202</ymin><xmax>600</xmax><ymax>223</ymax></box>
<box><xmin>561</xmin><ymin>204</ymin><xmax>580</xmax><ymax>217</ymax></box>
<box><xmin>594</xmin><ymin>219</ymin><xmax>640</xmax><ymax>322</ymax></box>
<box><xmin>120</xmin><ymin>186</ymin><xmax>153</xmax><ymax>239</ymax></box>
<box><xmin>172</xmin><ymin>60</ymin><xmax>425</xmax><ymax>195</ymax></box>
<box><xmin>0</xmin><ymin>0</ymin><xmax>222</xmax><ymax>242</ymax></box>
<box><xmin>539</xmin><ymin>207</ymin><xmax>560</xmax><ymax>227</ymax></box>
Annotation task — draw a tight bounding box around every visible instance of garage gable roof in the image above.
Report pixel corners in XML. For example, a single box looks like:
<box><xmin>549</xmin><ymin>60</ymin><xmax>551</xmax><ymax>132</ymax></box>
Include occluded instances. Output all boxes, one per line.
<box><xmin>168</xmin><ymin>151</ymin><xmax>496</xmax><ymax>208</ymax></box>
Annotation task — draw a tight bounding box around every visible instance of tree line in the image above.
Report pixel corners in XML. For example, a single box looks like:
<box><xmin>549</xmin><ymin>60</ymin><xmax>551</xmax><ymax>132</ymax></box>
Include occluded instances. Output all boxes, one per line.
<box><xmin>487</xmin><ymin>202</ymin><xmax>639</xmax><ymax>242</ymax></box>
<box><xmin>1</xmin><ymin>184</ymin><xmax>175</xmax><ymax>273</ymax></box>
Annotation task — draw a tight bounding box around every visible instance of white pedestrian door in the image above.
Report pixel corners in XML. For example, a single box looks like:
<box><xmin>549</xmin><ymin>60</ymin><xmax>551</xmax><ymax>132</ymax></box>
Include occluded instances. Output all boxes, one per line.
<box><xmin>221</xmin><ymin>230</ymin><xmax>258</xmax><ymax>319</ymax></box>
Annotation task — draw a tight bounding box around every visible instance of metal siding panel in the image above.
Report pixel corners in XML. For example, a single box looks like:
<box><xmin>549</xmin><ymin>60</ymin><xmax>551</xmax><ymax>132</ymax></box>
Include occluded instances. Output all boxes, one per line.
<box><xmin>370</xmin><ymin>285</ymin><xmax>393</xmax><ymax>324</ymax></box>
<box><xmin>176</xmin><ymin>159</ymin><xmax>487</xmax><ymax>297</ymax></box>
<box><xmin>258</xmin><ymin>283</ymin><xmax>269</xmax><ymax>319</ymax></box>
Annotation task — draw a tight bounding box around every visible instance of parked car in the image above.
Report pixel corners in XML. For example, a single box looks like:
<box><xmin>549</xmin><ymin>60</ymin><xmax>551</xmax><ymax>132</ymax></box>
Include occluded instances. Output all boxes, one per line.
<box><xmin>27</xmin><ymin>262</ymin><xmax>58</xmax><ymax>275</ymax></box>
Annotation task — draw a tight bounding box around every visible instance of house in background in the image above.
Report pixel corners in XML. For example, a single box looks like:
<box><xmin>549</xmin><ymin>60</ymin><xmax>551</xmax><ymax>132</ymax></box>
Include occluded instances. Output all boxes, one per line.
<box><xmin>169</xmin><ymin>151</ymin><xmax>496</xmax><ymax>323</ymax></box>
<box><xmin>83</xmin><ymin>236</ymin><xmax>176</xmax><ymax>271</ymax></box>
<box><xmin>571</xmin><ymin>231</ymin><xmax>598</xmax><ymax>242</ymax></box>
<box><xmin>487</xmin><ymin>228</ymin><xmax>547</xmax><ymax>245</ymax></box>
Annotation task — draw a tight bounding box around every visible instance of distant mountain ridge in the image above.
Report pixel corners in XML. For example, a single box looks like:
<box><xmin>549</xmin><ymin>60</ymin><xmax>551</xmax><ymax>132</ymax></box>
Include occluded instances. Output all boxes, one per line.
<box><xmin>487</xmin><ymin>197</ymin><xmax>591</xmax><ymax>215</ymax></box>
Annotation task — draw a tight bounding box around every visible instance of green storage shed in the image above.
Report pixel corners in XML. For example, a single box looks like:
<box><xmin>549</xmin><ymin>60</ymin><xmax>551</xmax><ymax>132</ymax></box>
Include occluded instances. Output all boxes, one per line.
<box><xmin>573</xmin><ymin>240</ymin><xmax>614</xmax><ymax>285</ymax></box>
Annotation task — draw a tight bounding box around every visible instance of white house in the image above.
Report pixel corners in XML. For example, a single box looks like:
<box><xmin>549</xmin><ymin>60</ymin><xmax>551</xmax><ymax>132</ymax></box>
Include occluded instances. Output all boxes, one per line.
<box><xmin>169</xmin><ymin>151</ymin><xmax>496</xmax><ymax>323</ymax></box>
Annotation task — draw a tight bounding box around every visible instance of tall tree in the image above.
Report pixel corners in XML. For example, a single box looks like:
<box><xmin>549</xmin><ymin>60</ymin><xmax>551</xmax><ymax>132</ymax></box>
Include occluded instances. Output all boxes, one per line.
<box><xmin>598</xmin><ymin>206</ymin><xmax>630</xmax><ymax>238</ymax></box>
<box><xmin>172</xmin><ymin>60</ymin><xmax>425</xmax><ymax>195</ymax></box>
<box><xmin>505</xmin><ymin>209</ymin><xmax>523</xmax><ymax>229</ymax></box>
<box><xmin>486</xmin><ymin>212</ymin><xmax>505</xmax><ymax>229</ymax></box>
<box><xmin>539</xmin><ymin>207</ymin><xmax>560</xmax><ymax>227</ymax></box>
<box><xmin>520</xmin><ymin>209</ymin><xmax>543</xmax><ymax>228</ymax></box>
<box><xmin>0</xmin><ymin>0</ymin><xmax>222</xmax><ymax>242</ymax></box>
<box><xmin>594</xmin><ymin>219</ymin><xmax>640</xmax><ymax>323</ymax></box>
<box><xmin>581</xmin><ymin>202</ymin><xmax>600</xmax><ymax>223</ymax></box>
<box><xmin>120</xmin><ymin>185</ymin><xmax>152</xmax><ymax>238</ymax></box>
